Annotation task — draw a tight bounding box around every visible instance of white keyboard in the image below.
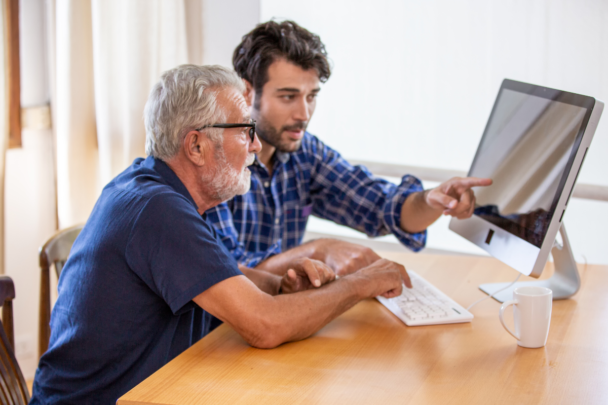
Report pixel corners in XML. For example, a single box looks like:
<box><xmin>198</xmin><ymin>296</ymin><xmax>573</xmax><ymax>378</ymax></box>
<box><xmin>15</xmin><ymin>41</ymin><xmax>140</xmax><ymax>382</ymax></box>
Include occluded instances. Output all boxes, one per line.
<box><xmin>376</xmin><ymin>270</ymin><xmax>473</xmax><ymax>326</ymax></box>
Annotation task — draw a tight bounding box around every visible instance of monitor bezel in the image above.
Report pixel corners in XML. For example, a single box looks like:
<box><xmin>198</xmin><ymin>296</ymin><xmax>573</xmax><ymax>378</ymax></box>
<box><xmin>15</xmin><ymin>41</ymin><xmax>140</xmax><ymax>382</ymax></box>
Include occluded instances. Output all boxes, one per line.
<box><xmin>449</xmin><ymin>79</ymin><xmax>602</xmax><ymax>278</ymax></box>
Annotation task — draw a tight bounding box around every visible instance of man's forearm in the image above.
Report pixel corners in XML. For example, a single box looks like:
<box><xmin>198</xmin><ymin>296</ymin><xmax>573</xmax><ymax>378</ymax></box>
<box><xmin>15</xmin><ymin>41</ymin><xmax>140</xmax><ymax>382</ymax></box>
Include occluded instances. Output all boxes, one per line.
<box><xmin>211</xmin><ymin>275</ymin><xmax>366</xmax><ymax>349</ymax></box>
<box><xmin>254</xmin><ymin>241</ymin><xmax>318</xmax><ymax>275</ymax></box>
<box><xmin>255</xmin><ymin>238</ymin><xmax>381</xmax><ymax>277</ymax></box>
<box><xmin>195</xmin><ymin>259</ymin><xmax>404</xmax><ymax>349</ymax></box>
<box><xmin>400</xmin><ymin>190</ymin><xmax>443</xmax><ymax>234</ymax></box>
<box><xmin>266</xmin><ymin>276</ymin><xmax>364</xmax><ymax>344</ymax></box>
<box><xmin>239</xmin><ymin>265</ymin><xmax>281</xmax><ymax>295</ymax></box>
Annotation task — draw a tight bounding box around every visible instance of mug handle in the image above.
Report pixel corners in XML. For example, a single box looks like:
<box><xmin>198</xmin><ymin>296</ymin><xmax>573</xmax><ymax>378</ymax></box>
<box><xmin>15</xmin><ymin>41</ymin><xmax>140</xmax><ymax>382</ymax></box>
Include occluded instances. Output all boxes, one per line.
<box><xmin>499</xmin><ymin>300</ymin><xmax>520</xmax><ymax>340</ymax></box>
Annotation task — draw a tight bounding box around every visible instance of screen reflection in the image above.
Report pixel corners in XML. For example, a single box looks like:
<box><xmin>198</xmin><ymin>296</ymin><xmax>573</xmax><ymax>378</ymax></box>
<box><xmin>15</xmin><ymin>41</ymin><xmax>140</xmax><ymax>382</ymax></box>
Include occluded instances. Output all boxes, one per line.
<box><xmin>471</xmin><ymin>89</ymin><xmax>586</xmax><ymax>247</ymax></box>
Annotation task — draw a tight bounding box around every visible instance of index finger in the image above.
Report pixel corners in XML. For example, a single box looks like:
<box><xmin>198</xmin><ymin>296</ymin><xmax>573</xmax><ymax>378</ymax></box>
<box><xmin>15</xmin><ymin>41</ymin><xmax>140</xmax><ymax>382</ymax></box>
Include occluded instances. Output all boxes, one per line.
<box><xmin>301</xmin><ymin>260</ymin><xmax>322</xmax><ymax>287</ymax></box>
<box><xmin>454</xmin><ymin>177</ymin><xmax>492</xmax><ymax>189</ymax></box>
<box><xmin>397</xmin><ymin>263</ymin><xmax>412</xmax><ymax>289</ymax></box>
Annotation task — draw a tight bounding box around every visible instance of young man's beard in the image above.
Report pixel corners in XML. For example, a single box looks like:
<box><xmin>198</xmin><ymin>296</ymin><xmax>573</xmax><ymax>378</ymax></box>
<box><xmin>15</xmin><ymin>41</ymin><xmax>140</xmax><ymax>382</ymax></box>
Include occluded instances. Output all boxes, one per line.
<box><xmin>254</xmin><ymin>117</ymin><xmax>307</xmax><ymax>153</ymax></box>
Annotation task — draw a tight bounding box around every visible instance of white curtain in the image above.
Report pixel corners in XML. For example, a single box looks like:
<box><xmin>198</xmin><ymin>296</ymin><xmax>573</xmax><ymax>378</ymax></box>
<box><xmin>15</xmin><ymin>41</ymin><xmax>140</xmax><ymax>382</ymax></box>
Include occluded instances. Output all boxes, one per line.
<box><xmin>48</xmin><ymin>0</ymin><xmax>204</xmax><ymax>228</ymax></box>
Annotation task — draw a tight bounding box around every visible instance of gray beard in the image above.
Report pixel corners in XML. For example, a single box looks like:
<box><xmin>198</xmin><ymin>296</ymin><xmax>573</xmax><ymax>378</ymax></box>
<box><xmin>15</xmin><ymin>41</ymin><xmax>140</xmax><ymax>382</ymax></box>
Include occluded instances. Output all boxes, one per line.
<box><xmin>204</xmin><ymin>148</ymin><xmax>252</xmax><ymax>202</ymax></box>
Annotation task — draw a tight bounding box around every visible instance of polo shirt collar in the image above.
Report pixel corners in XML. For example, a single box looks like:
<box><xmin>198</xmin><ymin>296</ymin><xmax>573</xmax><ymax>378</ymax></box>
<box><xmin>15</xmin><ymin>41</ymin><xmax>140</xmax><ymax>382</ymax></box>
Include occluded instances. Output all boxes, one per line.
<box><xmin>144</xmin><ymin>156</ymin><xmax>197</xmax><ymax>208</ymax></box>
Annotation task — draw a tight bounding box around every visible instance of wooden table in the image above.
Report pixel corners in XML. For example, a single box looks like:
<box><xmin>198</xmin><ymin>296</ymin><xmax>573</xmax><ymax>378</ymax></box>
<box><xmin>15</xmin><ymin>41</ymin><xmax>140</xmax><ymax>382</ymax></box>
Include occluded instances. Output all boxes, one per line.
<box><xmin>118</xmin><ymin>253</ymin><xmax>608</xmax><ymax>404</ymax></box>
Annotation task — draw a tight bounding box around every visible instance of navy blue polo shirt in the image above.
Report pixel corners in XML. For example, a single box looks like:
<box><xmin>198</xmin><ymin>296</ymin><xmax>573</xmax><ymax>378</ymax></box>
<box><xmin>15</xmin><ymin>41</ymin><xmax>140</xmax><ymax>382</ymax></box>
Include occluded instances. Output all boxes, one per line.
<box><xmin>31</xmin><ymin>156</ymin><xmax>242</xmax><ymax>405</ymax></box>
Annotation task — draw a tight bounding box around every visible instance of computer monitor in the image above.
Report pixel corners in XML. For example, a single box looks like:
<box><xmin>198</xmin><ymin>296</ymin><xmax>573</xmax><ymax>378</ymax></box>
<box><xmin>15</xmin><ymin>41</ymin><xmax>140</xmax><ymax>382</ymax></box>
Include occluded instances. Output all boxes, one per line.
<box><xmin>449</xmin><ymin>79</ymin><xmax>604</xmax><ymax>302</ymax></box>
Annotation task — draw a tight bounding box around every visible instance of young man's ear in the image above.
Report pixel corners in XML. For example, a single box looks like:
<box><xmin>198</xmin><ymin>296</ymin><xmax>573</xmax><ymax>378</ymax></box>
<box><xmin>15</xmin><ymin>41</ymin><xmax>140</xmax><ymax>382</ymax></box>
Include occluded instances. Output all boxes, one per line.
<box><xmin>183</xmin><ymin>130</ymin><xmax>207</xmax><ymax>166</ymax></box>
<box><xmin>243</xmin><ymin>79</ymin><xmax>255</xmax><ymax>107</ymax></box>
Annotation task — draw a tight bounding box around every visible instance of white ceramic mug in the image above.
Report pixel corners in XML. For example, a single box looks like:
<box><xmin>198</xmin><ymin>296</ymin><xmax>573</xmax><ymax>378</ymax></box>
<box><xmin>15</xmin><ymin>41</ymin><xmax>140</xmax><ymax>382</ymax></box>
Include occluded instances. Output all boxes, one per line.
<box><xmin>499</xmin><ymin>286</ymin><xmax>552</xmax><ymax>348</ymax></box>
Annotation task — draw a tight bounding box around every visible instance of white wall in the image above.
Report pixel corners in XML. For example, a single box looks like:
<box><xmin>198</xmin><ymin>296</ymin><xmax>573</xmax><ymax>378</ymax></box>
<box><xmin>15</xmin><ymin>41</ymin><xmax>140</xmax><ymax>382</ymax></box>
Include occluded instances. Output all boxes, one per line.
<box><xmin>201</xmin><ymin>0</ymin><xmax>260</xmax><ymax>67</ymax></box>
<box><xmin>262</xmin><ymin>0</ymin><xmax>608</xmax><ymax>264</ymax></box>
<box><xmin>261</xmin><ymin>0</ymin><xmax>608</xmax><ymax>184</ymax></box>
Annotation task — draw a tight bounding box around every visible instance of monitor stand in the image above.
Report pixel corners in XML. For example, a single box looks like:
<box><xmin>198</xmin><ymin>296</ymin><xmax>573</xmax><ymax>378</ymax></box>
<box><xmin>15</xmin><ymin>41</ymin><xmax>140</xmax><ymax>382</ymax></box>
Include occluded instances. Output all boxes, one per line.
<box><xmin>479</xmin><ymin>224</ymin><xmax>581</xmax><ymax>303</ymax></box>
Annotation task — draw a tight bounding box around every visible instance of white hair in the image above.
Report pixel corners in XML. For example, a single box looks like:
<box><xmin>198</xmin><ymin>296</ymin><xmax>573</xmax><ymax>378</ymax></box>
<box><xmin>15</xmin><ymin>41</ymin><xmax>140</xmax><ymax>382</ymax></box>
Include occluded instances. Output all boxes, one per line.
<box><xmin>144</xmin><ymin>64</ymin><xmax>246</xmax><ymax>160</ymax></box>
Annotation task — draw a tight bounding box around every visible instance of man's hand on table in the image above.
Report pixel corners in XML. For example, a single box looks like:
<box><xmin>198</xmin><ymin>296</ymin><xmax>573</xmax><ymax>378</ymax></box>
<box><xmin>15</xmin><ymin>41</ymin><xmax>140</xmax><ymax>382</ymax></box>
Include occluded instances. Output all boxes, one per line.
<box><xmin>308</xmin><ymin>238</ymin><xmax>382</xmax><ymax>277</ymax></box>
<box><xmin>348</xmin><ymin>258</ymin><xmax>411</xmax><ymax>298</ymax></box>
<box><xmin>278</xmin><ymin>255</ymin><xmax>413</xmax><ymax>299</ymax></box>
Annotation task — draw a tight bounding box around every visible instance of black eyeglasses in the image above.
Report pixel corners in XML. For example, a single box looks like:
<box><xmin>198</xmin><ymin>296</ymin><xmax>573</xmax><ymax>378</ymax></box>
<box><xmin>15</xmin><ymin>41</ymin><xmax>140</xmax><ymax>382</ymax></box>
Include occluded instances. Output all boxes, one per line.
<box><xmin>196</xmin><ymin>120</ymin><xmax>256</xmax><ymax>143</ymax></box>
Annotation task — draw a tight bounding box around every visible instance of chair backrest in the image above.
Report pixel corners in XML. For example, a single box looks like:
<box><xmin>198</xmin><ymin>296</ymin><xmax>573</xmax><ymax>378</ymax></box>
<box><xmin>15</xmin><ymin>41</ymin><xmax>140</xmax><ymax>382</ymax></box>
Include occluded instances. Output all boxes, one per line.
<box><xmin>0</xmin><ymin>276</ymin><xmax>29</xmax><ymax>405</ymax></box>
<box><xmin>38</xmin><ymin>225</ymin><xmax>83</xmax><ymax>358</ymax></box>
<box><xmin>39</xmin><ymin>225</ymin><xmax>83</xmax><ymax>279</ymax></box>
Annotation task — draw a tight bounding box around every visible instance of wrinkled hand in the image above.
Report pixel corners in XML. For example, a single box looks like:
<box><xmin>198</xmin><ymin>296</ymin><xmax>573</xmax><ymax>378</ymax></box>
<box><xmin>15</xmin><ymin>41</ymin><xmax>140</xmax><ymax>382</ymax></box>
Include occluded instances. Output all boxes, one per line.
<box><xmin>279</xmin><ymin>258</ymin><xmax>336</xmax><ymax>294</ymax></box>
<box><xmin>426</xmin><ymin>177</ymin><xmax>492</xmax><ymax>219</ymax></box>
<box><xmin>312</xmin><ymin>239</ymin><xmax>381</xmax><ymax>277</ymax></box>
<box><xmin>352</xmin><ymin>258</ymin><xmax>411</xmax><ymax>299</ymax></box>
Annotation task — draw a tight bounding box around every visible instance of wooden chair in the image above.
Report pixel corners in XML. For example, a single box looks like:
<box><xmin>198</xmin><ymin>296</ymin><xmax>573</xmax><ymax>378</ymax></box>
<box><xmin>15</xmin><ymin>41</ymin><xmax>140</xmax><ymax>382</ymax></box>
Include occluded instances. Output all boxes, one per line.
<box><xmin>38</xmin><ymin>224</ymin><xmax>83</xmax><ymax>358</ymax></box>
<box><xmin>0</xmin><ymin>275</ymin><xmax>30</xmax><ymax>404</ymax></box>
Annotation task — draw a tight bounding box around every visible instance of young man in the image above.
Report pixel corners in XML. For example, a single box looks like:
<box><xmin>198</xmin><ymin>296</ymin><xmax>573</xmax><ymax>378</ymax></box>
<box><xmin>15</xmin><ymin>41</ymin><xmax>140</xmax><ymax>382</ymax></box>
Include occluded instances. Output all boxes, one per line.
<box><xmin>206</xmin><ymin>21</ymin><xmax>491</xmax><ymax>276</ymax></box>
<box><xmin>30</xmin><ymin>65</ymin><xmax>410</xmax><ymax>404</ymax></box>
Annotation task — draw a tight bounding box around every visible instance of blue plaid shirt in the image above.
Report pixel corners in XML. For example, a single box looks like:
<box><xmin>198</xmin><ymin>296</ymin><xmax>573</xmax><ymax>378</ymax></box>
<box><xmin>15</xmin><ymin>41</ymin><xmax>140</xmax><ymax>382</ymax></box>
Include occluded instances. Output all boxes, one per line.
<box><xmin>205</xmin><ymin>132</ymin><xmax>426</xmax><ymax>267</ymax></box>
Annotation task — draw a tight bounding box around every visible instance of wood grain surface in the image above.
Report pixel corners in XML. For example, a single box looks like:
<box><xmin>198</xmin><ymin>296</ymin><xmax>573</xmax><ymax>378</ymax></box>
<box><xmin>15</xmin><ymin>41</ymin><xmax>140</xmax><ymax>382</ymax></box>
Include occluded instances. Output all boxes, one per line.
<box><xmin>119</xmin><ymin>253</ymin><xmax>608</xmax><ymax>405</ymax></box>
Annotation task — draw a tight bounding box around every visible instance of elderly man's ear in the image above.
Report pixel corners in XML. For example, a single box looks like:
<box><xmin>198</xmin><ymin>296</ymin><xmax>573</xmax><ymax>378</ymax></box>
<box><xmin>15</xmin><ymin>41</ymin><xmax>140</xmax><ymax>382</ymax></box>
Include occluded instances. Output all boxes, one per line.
<box><xmin>183</xmin><ymin>130</ymin><xmax>211</xmax><ymax>167</ymax></box>
<box><xmin>243</xmin><ymin>79</ymin><xmax>254</xmax><ymax>107</ymax></box>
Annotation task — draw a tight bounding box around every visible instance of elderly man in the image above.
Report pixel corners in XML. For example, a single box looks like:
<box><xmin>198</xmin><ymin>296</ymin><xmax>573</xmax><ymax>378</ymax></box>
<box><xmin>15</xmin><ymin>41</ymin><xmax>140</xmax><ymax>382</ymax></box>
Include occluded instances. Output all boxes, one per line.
<box><xmin>205</xmin><ymin>20</ymin><xmax>491</xmax><ymax>277</ymax></box>
<box><xmin>30</xmin><ymin>65</ymin><xmax>409</xmax><ymax>404</ymax></box>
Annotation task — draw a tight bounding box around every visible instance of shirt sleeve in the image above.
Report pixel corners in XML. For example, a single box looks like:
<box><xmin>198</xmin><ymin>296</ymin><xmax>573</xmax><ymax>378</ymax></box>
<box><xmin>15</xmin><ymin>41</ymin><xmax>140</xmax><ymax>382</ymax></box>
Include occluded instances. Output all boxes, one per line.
<box><xmin>205</xmin><ymin>202</ymin><xmax>282</xmax><ymax>267</ymax></box>
<box><xmin>125</xmin><ymin>193</ymin><xmax>243</xmax><ymax>314</ymax></box>
<box><xmin>306</xmin><ymin>135</ymin><xmax>427</xmax><ymax>252</ymax></box>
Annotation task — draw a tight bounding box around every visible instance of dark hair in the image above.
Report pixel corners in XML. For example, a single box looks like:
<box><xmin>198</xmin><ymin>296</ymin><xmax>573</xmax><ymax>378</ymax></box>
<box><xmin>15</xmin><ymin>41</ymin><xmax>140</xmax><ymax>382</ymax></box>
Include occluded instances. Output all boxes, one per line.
<box><xmin>233</xmin><ymin>20</ymin><xmax>331</xmax><ymax>94</ymax></box>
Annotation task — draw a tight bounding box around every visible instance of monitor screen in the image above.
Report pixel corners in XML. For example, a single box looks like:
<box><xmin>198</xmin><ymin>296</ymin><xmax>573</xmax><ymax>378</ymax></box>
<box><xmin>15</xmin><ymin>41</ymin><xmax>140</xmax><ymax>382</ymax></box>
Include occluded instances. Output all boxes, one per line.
<box><xmin>468</xmin><ymin>81</ymin><xmax>594</xmax><ymax>248</ymax></box>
